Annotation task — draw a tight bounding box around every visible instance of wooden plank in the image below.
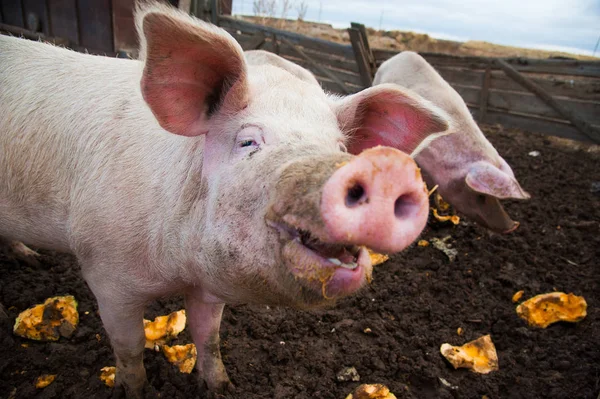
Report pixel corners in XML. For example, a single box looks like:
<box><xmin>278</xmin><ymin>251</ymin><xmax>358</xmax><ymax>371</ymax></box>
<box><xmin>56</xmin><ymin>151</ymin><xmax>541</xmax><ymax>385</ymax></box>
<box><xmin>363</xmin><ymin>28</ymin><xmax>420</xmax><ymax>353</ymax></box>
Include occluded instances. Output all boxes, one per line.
<box><xmin>475</xmin><ymin>107</ymin><xmax>593</xmax><ymax>143</ymax></box>
<box><xmin>503</xmin><ymin>58</ymin><xmax>600</xmax><ymax>78</ymax></box>
<box><xmin>48</xmin><ymin>0</ymin><xmax>79</xmax><ymax>45</ymax></box>
<box><xmin>454</xmin><ymin>84</ymin><xmax>600</xmax><ymax>125</ymax></box>
<box><xmin>279</xmin><ymin>36</ymin><xmax>351</xmax><ymax>94</ymax></box>
<box><xmin>496</xmin><ymin>59</ymin><xmax>600</xmax><ymax>143</ymax></box>
<box><xmin>490</xmin><ymin>71</ymin><xmax>600</xmax><ymax>102</ymax></box>
<box><xmin>348</xmin><ymin>27</ymin><xmax>371</xmax><ymax>87</ymax></box>
<box><xmin>373</xmin><ymin>49</ymin><xmax>600</xmax><ymax>78</ymax></box>
<box><xmin>255</xmin><ymin>38</ymin><xmax>359</xmax><ymax>73</ymax></box>
<box><xmin>435</xmin><ymin>66</ymin><xmax>485</xmax><ymax>87</ymax></box>
<box><xmin>218</xmin><ymin>15</ymin><xmax>354</xmax><ymax>59</ymax></box>
<box><xmin>241</xmin><ymin>30</ymin><xmax>265</xmax><ymax>50</ymax></box>
<box><xmin>1</xmin><ymin>1</ymin><xmax>24</xmax><ymax>27</ymax></box>
<box><xmin>452</xmin><ymin>84</ymin><xmax>480</xmax><ymax>104</ymax></box>
<box><xmin>0</xmin><ymin>22</ymin><xmax>69</xmax><ymax>45</ymax></box>
<box><xmin>435</xmin><ymin>66</ymin><xmax>600</xmax><ymax>102</ymax></box>
<box><xmin>277</xmin><ymin>53</ymin><xmax>363</xmax><ymax>86</ymax></box>
<box><xmin>22</xmin><ymin>0</ymin><xmax>50</xmax><ymax>34</ymax></box>
<box><xmin>479</xmin><ymin>66</ymin><xmax>491</xmax><ymax>122</ymax></box>
<box><xmin>77</xmin><ymin>0</ymin><xmax>113</xmax><ymax>52</ymax></box>
<box><xmin>112</xmin><ymin>0</ymin><xmax>136</xmax><ymax>52</ymax></box>
<box><xmin>230</xmin><ymin>33</ymin><xmax>359</xmax><ymax>72</ymax></box>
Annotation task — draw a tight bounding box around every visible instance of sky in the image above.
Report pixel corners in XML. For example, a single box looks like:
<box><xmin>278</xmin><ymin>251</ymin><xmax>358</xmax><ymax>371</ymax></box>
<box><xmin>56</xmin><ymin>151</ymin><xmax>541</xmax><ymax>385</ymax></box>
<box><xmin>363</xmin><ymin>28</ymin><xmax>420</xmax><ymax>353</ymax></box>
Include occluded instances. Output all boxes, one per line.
<box><xmin>232</xmin><ymin>0</ymin><xmax>600</xmax><ymax>56</ymax></box>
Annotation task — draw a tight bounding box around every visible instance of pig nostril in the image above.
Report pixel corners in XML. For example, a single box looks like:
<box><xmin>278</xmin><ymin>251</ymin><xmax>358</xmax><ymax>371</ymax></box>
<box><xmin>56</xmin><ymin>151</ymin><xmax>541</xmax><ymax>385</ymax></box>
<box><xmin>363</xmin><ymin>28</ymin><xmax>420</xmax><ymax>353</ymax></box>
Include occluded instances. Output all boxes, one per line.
<box><xmin>345</xmin><ymin>183</ymin><xmax>367</xmax><ymax>207</ymax></box>
<box><xmin>394</xmin><ymin>194</ymin><xmax>416</xmax><ymax>219</ymax></box>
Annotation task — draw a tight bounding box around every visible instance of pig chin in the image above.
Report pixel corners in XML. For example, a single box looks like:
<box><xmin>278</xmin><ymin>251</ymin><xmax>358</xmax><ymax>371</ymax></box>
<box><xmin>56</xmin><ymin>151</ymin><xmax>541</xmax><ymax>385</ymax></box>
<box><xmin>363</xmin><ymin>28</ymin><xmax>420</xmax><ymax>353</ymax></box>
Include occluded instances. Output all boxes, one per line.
<box><xmin>268</xmin><ymin>220</ymin><xmax>373</xmax><ymax>302</ymax></box>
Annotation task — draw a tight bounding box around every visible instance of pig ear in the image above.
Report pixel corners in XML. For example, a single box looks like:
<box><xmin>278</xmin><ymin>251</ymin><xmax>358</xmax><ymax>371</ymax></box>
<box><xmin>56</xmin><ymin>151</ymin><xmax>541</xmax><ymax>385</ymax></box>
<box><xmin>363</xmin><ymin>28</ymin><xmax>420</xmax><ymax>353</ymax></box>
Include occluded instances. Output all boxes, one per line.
<box><xmin>138</xmin><ymin>7</ymin><xmax>248</xmax><ymax>136</ymax></box>
<box><xmin>333</xmin><ymin>84</ymin><xmax>450</xmax><ymax>155</ymax></box>
<box><xmin>466</xmin><ymin>162</ymin><xmax>530</xmax><ymax>199</ymax></box>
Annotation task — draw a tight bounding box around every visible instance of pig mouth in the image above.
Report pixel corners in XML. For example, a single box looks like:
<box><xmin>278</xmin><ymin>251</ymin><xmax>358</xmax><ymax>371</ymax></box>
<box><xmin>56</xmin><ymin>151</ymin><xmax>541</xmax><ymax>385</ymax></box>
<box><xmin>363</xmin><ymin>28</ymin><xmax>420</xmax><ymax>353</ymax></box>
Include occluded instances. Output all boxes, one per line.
<box><xmin>269</xmin><ymin>220</ymin><xmax>373</xmax><ymax>299</ymax></box>
<box><xmin>299</xmin><ymin>229</ymin><xmax>363</xmax><ymax>268</ymax></box>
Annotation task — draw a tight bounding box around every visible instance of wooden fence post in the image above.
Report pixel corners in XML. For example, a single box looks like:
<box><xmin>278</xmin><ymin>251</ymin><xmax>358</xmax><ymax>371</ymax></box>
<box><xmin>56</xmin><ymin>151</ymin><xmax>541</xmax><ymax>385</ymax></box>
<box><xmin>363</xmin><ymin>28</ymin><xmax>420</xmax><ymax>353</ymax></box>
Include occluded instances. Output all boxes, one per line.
<box><xmin>478</xmin><ymin>65</ymin><xmax>491</xmax><ymax>123</ymax></box>
<box><xmin>348</xmin><ymin>27</ymin><xmax>372</xmax><ymax>87</ymax></box>
<box><xmin>350</xmin><ymin>22</ymin><xmax>375</xmax><ymax>72</ymax></box>
<box><xmin>210</xmin><ymin>0</ymin><xmax>220</xmax><ymax>25</ymax></box>
<box><xmin>495</xmin><ymin>59</ymin><xmax>600</xmax><ymax>144</ymax></box>
<box><xmin>271</xmin><ymin>33</ymin><xmax>279</xmax><ymax>54</ymax></box>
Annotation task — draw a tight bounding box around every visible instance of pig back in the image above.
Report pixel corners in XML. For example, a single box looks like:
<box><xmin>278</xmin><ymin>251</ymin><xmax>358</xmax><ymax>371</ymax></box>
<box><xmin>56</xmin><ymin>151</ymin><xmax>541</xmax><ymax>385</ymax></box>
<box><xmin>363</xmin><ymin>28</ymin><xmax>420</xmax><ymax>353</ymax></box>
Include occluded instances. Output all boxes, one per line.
<box><xmin>0</xmin><ymin>35</ymin><xmax>197</xmax><ymax>255</ymax></box>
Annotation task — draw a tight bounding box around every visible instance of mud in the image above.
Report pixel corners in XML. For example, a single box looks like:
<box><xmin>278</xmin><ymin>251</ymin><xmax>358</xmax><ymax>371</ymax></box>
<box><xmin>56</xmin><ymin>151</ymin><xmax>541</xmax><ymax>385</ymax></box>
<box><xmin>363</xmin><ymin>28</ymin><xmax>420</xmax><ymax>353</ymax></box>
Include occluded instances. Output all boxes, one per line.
<box><xmin>0</xmin><ymin>124</ymin><xmax>598</xmax><ymax>399</ymax></box>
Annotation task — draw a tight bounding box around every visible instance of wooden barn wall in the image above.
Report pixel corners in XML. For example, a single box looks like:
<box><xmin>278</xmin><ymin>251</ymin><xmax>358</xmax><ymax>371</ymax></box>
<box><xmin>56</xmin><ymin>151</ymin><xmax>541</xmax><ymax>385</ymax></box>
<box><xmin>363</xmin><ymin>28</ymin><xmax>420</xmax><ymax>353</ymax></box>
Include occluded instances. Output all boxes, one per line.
<box><xmin>0</xmin><ymin>0</ymin><xmax>114</xmax><ymax>53</ymax></box>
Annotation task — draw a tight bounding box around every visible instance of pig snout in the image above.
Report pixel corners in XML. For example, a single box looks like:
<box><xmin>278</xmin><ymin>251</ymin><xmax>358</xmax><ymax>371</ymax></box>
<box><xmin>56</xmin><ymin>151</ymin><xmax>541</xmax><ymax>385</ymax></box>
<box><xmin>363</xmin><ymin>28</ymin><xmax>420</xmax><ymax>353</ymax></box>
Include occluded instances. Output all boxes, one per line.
<box><xmin>269</xmin><ymin>146</ymin><xmax>428</xmax><ymax>302</ymax></box>
<box><xmin>321</xmin><ymin>146</ymin><xmax>428</xmax><ymax>254</ymax></box>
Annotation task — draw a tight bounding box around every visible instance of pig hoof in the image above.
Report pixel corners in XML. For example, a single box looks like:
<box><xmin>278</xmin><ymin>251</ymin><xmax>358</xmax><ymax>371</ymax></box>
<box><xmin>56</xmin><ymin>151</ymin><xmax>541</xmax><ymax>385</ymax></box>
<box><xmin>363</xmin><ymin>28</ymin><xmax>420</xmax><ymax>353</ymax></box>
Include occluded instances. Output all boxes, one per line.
<box><xmin>9</xmin><ymin>241</ymin><xmax>41</xmax><ymax>267</ymax></box>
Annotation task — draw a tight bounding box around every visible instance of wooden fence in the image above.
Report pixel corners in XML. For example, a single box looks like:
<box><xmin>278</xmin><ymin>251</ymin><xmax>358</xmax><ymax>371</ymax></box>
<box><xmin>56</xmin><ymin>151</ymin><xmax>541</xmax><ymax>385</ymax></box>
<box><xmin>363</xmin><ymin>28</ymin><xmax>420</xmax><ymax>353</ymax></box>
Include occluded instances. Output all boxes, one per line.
<box><xmin>220</xmin><ymin>16</ymin><xmax>600</xmax><ymax>144</ymax></box>
<box><xmin>1</xmin><ymin>0</ymin><xmax>598</xmax><ymax>143</ymax></box>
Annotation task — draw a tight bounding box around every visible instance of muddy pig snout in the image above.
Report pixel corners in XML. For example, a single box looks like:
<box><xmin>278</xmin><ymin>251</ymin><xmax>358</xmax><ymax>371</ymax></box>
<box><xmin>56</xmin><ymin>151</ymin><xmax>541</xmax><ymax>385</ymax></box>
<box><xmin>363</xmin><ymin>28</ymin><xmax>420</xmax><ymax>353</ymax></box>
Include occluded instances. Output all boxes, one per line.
<box><xmin>320</xmin><ymin>146</ymin><xmax>428</xmax><ymax>254</ymax></box>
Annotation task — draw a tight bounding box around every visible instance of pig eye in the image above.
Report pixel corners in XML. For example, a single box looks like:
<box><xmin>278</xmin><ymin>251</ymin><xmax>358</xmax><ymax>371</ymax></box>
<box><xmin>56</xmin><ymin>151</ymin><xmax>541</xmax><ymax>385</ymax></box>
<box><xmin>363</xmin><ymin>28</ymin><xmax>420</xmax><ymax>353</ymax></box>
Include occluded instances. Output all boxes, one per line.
<box><xmin>240</xmin><ymin>139</ymin><xmax>257</xmax><ymax>148</ymax></box>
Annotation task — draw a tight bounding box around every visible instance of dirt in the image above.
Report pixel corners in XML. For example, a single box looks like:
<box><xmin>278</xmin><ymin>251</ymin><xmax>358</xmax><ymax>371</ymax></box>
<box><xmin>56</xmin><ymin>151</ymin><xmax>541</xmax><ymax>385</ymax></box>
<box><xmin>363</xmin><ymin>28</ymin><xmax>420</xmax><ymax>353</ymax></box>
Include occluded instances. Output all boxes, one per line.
<box><xmin>0</xmin><ymin>124</ymin><xmax>599</xmax><ymax>399</ymax></box>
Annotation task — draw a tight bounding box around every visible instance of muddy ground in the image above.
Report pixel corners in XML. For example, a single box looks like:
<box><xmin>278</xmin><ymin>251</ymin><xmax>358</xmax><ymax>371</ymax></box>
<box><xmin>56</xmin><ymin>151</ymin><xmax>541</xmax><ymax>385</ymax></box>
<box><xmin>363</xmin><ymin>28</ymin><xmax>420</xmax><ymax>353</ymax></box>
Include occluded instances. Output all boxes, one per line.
<box><xmin>0</xmin><ymin>124</ymin><xmax>598</xmax><ymax>399</ymax></box>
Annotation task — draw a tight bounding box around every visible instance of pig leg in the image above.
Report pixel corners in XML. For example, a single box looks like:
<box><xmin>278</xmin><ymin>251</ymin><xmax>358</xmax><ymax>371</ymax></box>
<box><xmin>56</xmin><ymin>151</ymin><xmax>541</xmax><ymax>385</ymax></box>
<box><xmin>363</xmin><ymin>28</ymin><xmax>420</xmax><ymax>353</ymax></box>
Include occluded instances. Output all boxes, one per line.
<box><xmin>0</xmin><ymin>237</ymin><xmax>41</xmax><ymax>267</ymax></box>
<box><xmin>88</xmin><ymin>278</ymin><xmax>147</xmax><ymax>397</ymax></box>
<box><xmin>185</xmin><ymin>293</ymin><xmax>233</xmax><ymax>393</ymax></box>
<box><xmin>9</xmin><ymin>241</ymin><xmax>41</xmax><ymax>267</ymax></box>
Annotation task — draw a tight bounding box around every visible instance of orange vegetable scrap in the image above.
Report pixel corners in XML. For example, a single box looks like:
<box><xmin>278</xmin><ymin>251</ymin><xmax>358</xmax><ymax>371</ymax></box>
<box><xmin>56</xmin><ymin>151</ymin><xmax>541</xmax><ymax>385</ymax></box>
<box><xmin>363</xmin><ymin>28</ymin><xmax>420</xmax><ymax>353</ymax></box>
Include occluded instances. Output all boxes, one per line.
<box><xmin>143</xmin><ymin>310</ymin><xmax>186</xmax><ymax>349</ymax></box>
<box><xmin>418</xmin><ymin>240</ymin><xmax>430</xmax><ymax>247</ymax></box>
<box><xmin>512</xmin><ymin>290</ymin><xmax>524</xmax><ymax>303</ymax></box>
<box><xmin>440</xmin><ymin>335</ymin><xmax>499</xmax><ymax>374</ymax></box>
<box><xmin>13</xmin><ymin>295</ymin><xmax>79</xmax><ymax>341</ymax></box>
<box><xmin>35</xmin><ymin>374</ymin><xmax>57</xmax><ymax>389</ymax></box>
<box><xmin>345</xmin><ymin>384</ymin><xmax>398</xmax><ymax>399</ymax></box>
<box><xmin>100</xmin><ymin>366</ymin><xmax>116</xmax><ymax>388</ymax></box>
<box><xmin>432</xmin><ymin>208</ymin><xmax>460</xmax><ymax>225</ymax></box>
<box><xmin>516</xmin><ymin>292</ymin><xmax>587</xmax><ymax>328</ymax></box>
<box><xmin>162</xmin><ymin>344</ymin><xmax>197</xmax><ymax>374</ymax></box>
<box><xmin>434</xmin><ymin>193</ymin><xmax>451</xmax><ymax>212</ymax></box>
<box><xmin>368</xmin><ymin>249</ymin><xmax>389</xmax><ymax>266</ymax></box>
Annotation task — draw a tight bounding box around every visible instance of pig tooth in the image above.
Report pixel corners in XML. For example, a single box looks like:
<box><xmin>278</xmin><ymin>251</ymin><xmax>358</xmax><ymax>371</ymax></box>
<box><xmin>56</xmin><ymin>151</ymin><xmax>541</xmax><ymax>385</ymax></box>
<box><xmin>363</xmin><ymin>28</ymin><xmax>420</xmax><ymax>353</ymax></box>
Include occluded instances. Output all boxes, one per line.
<box><xmin>340</xmin><ymin>261</ymin><xmax>358</xmax><ymax>270</ymax></box>
<box><xmin>328</xmin><ymin>258</ymin><xmax>342</xmax><ymax>266</ymax></box>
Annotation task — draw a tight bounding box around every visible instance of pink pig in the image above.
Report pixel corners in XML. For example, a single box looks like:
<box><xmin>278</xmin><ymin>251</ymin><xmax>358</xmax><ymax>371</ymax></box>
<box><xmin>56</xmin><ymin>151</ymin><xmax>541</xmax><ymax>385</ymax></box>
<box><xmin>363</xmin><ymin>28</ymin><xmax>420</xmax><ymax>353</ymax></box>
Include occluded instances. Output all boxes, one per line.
<box><xmin>0</xmin><ymin>5</ymin><xmax>450</xmax><ymax>397</ymax></box>
<box><xmin>374</xmin><ymin>52</ymin><xmax>529</xmax><ymax>233</ymax></box>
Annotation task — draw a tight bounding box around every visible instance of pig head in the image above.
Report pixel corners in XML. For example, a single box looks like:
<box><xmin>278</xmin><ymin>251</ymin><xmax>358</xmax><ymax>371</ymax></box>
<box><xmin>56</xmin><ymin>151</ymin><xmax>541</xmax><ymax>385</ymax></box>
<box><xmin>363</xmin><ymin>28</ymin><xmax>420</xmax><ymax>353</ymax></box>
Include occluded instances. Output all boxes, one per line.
<box><xmin>0</xmin><ymin>4</ymin><xmax>450</xmax><ymax>397</ymax></box>
<box><xmin>374</xmin><ymin>52</ymin><xmax>529</xmax><ymax>233</ymax></box>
